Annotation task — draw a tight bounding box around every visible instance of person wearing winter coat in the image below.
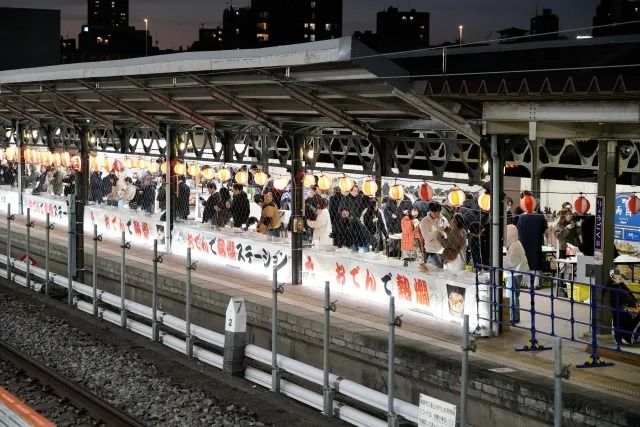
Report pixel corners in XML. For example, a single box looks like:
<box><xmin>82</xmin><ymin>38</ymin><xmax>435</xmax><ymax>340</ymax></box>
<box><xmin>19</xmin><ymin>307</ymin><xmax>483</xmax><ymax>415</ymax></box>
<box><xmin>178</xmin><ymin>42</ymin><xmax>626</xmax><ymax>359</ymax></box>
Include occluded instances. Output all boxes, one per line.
<box><xmin>517</xmin><ymin>203</ymin><xmax>548</xmax><ymax>289</ymax></box>
<box><xmin>436</xmin><ymin>213</ymin><xmax>467</xmax><ymax>272</ymax></box>
<box><xmin>216</xmin><ymin>187</ymin><xmax>232</xmax><ymax>227</ymax></box>
<box><xmin>176</xmin><ymin>176</ymin><xmax>190</xmax><ymax>220</ymax></box>
<box><xmin>200</xmin><ymin>183</ymin><xmax>218</xmax><ymax>224</ymax></box>
<box><xmin>419</xmin><ymin>202</ymin><xmax>445</xmax><ymax>268</ymax></box>
<box><xmin>362</xmin><ymin>198</ymin><xmax>388</xmax><ymax>252</ymax></box>
<box><xmin>383</xmin><ymin>197</ymin><xmax>402</xmax><ymax>257</ymax></box>
<box><xmin>401</xmin><ymin>208</ymin><xmax>426</xmax><ymax>268</ymax></box>
<box><xmin>307</xmin><ymin>198</ymin><xmax>332</xmax><ymax>248</ymax></box>
<box><xmin>89</xmin><ymin>171</ymin><xmax>103</xmax><ymax>204</ymax></box>
<box><xmin>258</xmin><ymin>192</ymin><xmax>282</xmax><ymax>236</ymax></box>
<box><xmin>140</xmin><ymin>176</ymin><xmax>156</xmax><ymax>214</ymax></box>
<box><xmin>107</xmin><ymin>174</ymin><xmax>126</xmax><ymax>207</ymax></box>
<box><xmin>503</xmin><ymin>224</ymin><xmax>529</xmax><ymax>322</ymax></box>
<box><xmin>230</xmin><ymin>184</ymin><xmax>250</xmax><ymax>227</ymax></box>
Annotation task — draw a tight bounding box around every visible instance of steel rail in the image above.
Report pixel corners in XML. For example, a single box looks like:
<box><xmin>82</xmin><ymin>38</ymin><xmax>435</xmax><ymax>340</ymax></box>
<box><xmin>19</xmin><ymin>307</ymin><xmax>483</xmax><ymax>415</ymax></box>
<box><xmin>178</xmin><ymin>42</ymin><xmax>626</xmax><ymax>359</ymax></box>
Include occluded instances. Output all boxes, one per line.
<box><xmin>0</xmin><ymin>338</ymin><xmax>145</xmax><ymax>427</ymax></box>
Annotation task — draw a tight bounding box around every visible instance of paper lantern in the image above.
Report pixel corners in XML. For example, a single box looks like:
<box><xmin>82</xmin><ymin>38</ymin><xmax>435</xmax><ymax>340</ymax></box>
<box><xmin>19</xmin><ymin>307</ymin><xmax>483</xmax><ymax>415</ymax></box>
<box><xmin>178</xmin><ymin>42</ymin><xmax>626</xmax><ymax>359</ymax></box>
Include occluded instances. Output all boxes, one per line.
<box><xmin>148</xmin><ymin>161</ymin><xmax>160</xmax><ymax>174</ymax></box>
<box><xmin>201</xmin><ymin>166</ymin><xmax>215</xmax><ymax>180</ymax></box>
<box><xmin>218</xmin><ymin>167</ymin><xmax>231</xmax><ymax>182</ymax></box>
<box><xmin>362</xmin><ymin>178</ymin><xmax>378</xmax><ymax>196</ymax></box>
<box><xmin>71</xmin><ymin>155</ymin><xmax>81</xmax><ymax>171</ymax></box>
<box><xmin>520</xmin><ymin>194</ymin><xmax>537</xmax><ymax>214</ymax></box>
<box><xmin>574</xmin><ymin>194</ymin><xmax>590</xmax><ymax>215</ymax></box>
<box><xmin>235</xmin><ymin>170</ymin><xmax>249</xmax><ymax>185</ymax></box>
<box><xmin>23</xmin><ymin>148</ymin><xmax>31</xmax><ymax>164</ymax></box>
<box><xmin>389</xmin><ymin>182</ymin><xmax>405</xmax><ymax>201</ymax></box>
<box><xmin>626</xmin><ymin>194</ymin><xmax>640</xmax><ymax>215</ymax></box>
<box><xmin>274</xmin><ymin>177</ymin><xmax>289</xmax><ymax>190</ymax></box>
<box><xmin>419</xmin><ymin>183</ymin><xmax>434</xmax><ymax>201</ymax></box>
<box><xmin>338</xmin><ymin>176</ymin><xmax>355</xmax><ymax>192</ymax></box>
<box><xmin>124</xmin><ymin>157</ymin><xmax>134</xmax><ymax>169</ymax></box>
<box><xmin>137</xmin><ymin>158</ymin><xmax>146</xmax><ymax>169</ymax></box>
<box><xmin>112</xmin><ymin>159</ymin><xmax>124</xmax><ymax>172</ymax></box>
<box><xmin>448</xmin><ymin>187</ymin><xmax>466</xmax><ymax>207</ymax></box>
<box><xmin>188</xmin><ymin>164</ymin><xmax>200</xmax><ymax>177</ymax></box>
<box><xmin>52</xmin><ymin>152</ymin><xmax>62</xmax><ymax>168</ymax></box>
<box><xmin>303</xmin><ymin>173</ymin><xmax>316</xmax><ymax>188</ymax></box>
<box><xmin>6</xmin><ymin>146</ymin><xmax>17</xmax><ymax>162</ymax></box>
<box><xmin>90</xmin><ymin>156</ymin><xmax>99</xmax><ymax>172</ymax></box>
<box><xmin>478</xmin><ymin>192</ymin><xmax>491</xmax><ymax>212</ymax></box>
<box><xmin>254</xmin><ymin>170</ymin><xmax>268</xmax><ymax>187</ymax></box>
<box><xmin>42</xmin><ymin>151</ymin><xmax>53</xmax><ymax>167</ymax></box>
<box><xmin>174</xmin><ymin>162</ymin><xmax>186</xmax><ymax>176</ymax></box>
<box><xmin>317</xmin><ymin>174</ymin><xmax>332</xmax><ymax>191</ymax></box>
<box><xmin>160</xmin><ymin>161</ymin><xmax>167</xmax><ymax>174</ymax></box>
<box><xmin>101</xmin><ymin>156</ymin><xmax>111</xmax><ymax>171</ymax></box>
<box><xmin>61</xmin><ymin>152</ymin><xmax>71</xmax><ymax>168</ymax></box>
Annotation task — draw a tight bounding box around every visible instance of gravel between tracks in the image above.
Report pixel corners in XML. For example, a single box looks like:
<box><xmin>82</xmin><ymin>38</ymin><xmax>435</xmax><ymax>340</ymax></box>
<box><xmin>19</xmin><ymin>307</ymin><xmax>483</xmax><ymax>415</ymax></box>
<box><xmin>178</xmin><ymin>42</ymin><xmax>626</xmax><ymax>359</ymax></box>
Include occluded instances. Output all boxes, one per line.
<box><xmin>0</xmin><ymin>292</ymin><xmax>261</xmax><ymax>426</ymax></box>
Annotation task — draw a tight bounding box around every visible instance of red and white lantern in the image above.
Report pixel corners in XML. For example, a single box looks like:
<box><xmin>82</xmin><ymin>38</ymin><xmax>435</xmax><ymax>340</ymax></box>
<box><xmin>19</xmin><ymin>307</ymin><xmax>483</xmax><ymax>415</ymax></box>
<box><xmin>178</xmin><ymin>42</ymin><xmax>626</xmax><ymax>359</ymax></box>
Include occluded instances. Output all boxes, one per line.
<box><xmin>447</xmin><ymin>187</ymin><xmax>466</xmax><ymax>207</ymax></box>
<box><xmin>419</xmin><ymin>182</ymin><xmax>434</xmax><ymax>201</ymax></box>
<box><xmin>627</xmin><ymin>194</ymin><xmax>640</xmax><ymax>215</ymax></box>
<box><xmin>573</xmin><ymin>194</ymin><xmax>590</xmax><ymax>215</ymax></box>
<box><xmin>520</xmin><ymin>194</ymin><xmax>537</xmax><ymax>213</ymax></box>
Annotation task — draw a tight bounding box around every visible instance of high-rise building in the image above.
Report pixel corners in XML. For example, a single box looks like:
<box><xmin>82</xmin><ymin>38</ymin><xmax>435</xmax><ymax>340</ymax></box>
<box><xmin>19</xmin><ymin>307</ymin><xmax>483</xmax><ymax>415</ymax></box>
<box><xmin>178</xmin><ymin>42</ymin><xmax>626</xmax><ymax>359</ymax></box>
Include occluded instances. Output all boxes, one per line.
<box><xmin>222</xmin><ymin>6</ymin><xmax>255</xmax><ymax>49</ymax></box>
<box><xmin>88</xmin><ymin>0</ymin><xmax>128</xmax><ymax>28</ymax></box>
<box><xmin>530</xmin><ymin>8</ymin><xmax>560</xmax><ymax>40</ymax></box>
<box><xmin>0</xmin><ymin>7</ymin><xmax>60</xmax><ymax>70</ymax></box>
<box><xmin>593</xmin><ymin>0</ymin><xmax>640</xmax><ymax>36</ymax></box>
<box><xmin>356</xmin><ymin>7</ymin><xmax>429</xmax><ymax>52</ymax></box>
<box><xmin>191</xmin><ymin>27</ymin><xmax>223</xmax><ymax>51</ymax></box>
<box><xmin>251</xmin><ymin>0</ymin><xmax>342</xmax><ymax>46</ymax></box>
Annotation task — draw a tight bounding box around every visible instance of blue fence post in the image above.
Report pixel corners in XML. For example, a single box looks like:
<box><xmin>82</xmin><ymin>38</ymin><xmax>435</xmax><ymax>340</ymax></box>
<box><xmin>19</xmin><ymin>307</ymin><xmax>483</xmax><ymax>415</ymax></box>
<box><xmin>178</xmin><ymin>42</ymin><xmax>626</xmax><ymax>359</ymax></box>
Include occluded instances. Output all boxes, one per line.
<box><xmin>577</xmin><ymin>282</ymin><xmax>613</xmax><ymax>368</ymax></box>
<box><xmin>516</xmin><ymin>271</ymin><xmax>551</xmax><ymax>352</ymax></box>
<box><xmin>549</xmin><ymin>272</ymin><xmax>556</xmax><ymax>337</ymax></box>
<box><xmin>510</xmin><ymin>271</ymin><xmax>516</xmax><ymax>326</ymax></box>
<box><xmin>614</xmin><ymin>287</ymin><xmax>622</xmax><ymax>352</ymax></box>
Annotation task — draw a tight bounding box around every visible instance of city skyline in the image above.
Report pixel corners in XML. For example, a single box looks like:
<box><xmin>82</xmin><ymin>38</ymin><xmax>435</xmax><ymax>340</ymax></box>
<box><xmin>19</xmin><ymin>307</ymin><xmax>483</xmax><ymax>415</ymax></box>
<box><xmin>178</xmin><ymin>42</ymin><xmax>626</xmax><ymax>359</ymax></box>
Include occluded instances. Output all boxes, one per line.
<box><xmin>1</xmin><ymin>0</ymin><xmax>601</xmax><ymax>49</ymax></box>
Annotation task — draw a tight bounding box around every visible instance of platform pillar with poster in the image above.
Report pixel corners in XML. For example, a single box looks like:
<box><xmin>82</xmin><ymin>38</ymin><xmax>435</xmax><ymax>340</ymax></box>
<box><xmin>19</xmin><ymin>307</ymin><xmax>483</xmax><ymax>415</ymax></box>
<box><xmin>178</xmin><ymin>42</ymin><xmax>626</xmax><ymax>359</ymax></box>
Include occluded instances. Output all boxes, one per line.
<box><xmin>223</xmin><ymin>297</ymin><xmax>247</xmax><ymax>377</ymax></box>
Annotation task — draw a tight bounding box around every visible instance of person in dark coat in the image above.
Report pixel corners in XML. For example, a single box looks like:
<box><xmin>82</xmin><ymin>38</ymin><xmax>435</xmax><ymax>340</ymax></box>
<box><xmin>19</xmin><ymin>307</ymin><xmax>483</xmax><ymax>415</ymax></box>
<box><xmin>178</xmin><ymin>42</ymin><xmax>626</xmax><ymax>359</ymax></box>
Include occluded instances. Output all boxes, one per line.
<box><xmin>230</xmin><ymin>184</ymin><xmax>250</xmax><ymax>227</ymax></box>
<box><xmin>328</xmin><ymin>187</ymin><xmax>343</xmax><ymax>232</ymax></box>
<box><xmin>140</xmin><ymin>176</ymin><xmax>156</xmax><ymax>214</ymax></box>
<box><xmin>156</xmin><ymin>175</ymin><xmax>166</xmax><ymax>211</ymax></box>
<box><xmin>176</xmin><ymin>176</ymin><xmax>190</xmax><ymax>220</ymax></box>
<box><xmin>362</xmin><ymin>198</ymin><xmax>388</xmax><ymax>252</ymax></box>
<box><xmin>90</xmin><ymin>171</ymin><xmax>103</xmax><ymax>203</ymax></box>
<box><xmin>517</xmin><ymin>210</ymin><xmax>548</xmax><ymax>288</ymax></box>
<box><xmin>610</xmin><ymin>278</ymin><xmax>640</xmax><ymax>345</ymax></box>
<box><xmin>383</xmin><ymin>197</ymin><xmax>402</xmax><ymax>257</ymax></box>
<box><xmin>216</xmin><ymin>187</ymin><xmax>232</xmax><ymax>227</ymax></box>
<box><xmin>339</xmin><ymin>185</ymin><xmax>366</xmax><ymax>219</ymax></box>
<box><xmin>200</xmin><ymin>183</ymin><xmax>218</xmax><ymax>224</ymax></box>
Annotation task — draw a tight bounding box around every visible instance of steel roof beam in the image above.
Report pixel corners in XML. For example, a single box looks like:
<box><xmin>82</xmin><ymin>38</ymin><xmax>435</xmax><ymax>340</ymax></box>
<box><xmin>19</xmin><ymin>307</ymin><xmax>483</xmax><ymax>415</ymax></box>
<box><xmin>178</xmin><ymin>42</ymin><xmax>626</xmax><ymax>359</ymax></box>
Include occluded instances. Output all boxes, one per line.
<box><xmin>124</xmin><ymin>77</ymin><xmax>216</xmax><ymax>132</ymax></box>
<box><xmin>1</xmin><ymin>85</ymin><xmax>74</xmax><ymax>127</ymax></box>
<box><xmin>0</xmin><ymin>101</ymin><xmax>40</xmax><ymax>126</ymax></box>
<box><xmin>188</xmin><ymin>74</ymin><xmax>283</xmax><ymax>134</ymax></box>
<box><xmin>44</xmin><ymin>87</ymin><xmax>114</xmax><ymax>129</ymax></box>
<box><xmin>77</xmin><ymin>81</ymin><xmax>158</xmax><ymax>130</ymax></box>
<box><xmin>392</xmin><ymin>89</ymin><xmax>481</xmax><ymax>145</ymax></box>
<box><xmin>276</xmin><ymin>80</ymin><xmax>374</xmax><ymax>140</ymax></box>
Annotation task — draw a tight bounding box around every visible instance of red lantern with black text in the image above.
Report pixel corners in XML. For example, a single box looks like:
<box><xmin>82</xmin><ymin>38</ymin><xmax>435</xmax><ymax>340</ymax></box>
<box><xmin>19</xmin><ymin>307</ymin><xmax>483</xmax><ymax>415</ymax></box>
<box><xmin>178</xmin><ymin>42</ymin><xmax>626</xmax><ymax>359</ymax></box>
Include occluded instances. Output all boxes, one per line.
<box><xmin>626</xmin><ymin>194</ymin><xmax>640</xmax><ymax>215</ymax></box>
<box><xmin>520</xmin><ymin>194</ymin><xmax>537</xmax><ymax>213</ymax></box>
<box><xmin>419</xmin><ymin>182</ymin><xmax>434</xmax><ymax>201</ymax></box>
<box><xmin>574</xmin><ymin>194</ymin><xmax>590</xmax><ymax>215</ymax></box>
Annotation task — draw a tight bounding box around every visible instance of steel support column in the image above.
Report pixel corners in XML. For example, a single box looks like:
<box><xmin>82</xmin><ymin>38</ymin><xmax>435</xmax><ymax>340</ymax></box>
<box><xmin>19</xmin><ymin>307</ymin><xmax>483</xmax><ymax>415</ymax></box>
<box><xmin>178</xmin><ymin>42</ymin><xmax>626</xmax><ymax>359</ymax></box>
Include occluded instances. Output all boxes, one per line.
<box><xmin>165</xmin><ymin>124</ymin><xmax>175</xmax><ymax>252</ymax></box>
<box><xmin>15</xmin><ymin>120</ymin><xmax>23</xmax><ymax>215</ymax></box>
<box><xmin>291</xmin><ymin>134</ymin><xmax>304</xmax><ymax>285</ymax></box>
<box><xmin>74</xmin><ymin>128</ymin><xmax>89</xmax><ymax>283</ymax></box>
<box><xmin>596</xmin><ymin>140</ymin><xmax>617</xmax><ymax>333</ymax></box>
<box><xmin>491</xmin><ymin>135</ymin><xmax>504</xmax><ymax>335</ymax></box>
<box><xmin>531</xmin><ymin>138</ymin><xmax>542</xmax><ymax>202</ymax></box>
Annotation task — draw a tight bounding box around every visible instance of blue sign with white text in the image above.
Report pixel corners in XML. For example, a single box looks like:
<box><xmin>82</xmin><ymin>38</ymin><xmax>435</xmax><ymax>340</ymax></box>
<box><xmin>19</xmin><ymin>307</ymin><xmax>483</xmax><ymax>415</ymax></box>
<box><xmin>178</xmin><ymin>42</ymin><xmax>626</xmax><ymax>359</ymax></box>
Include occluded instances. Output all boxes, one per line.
<box><xmin>614</xmin><ymin>194</ymin><xmax>640</xmax><ymax>242</ymax></box>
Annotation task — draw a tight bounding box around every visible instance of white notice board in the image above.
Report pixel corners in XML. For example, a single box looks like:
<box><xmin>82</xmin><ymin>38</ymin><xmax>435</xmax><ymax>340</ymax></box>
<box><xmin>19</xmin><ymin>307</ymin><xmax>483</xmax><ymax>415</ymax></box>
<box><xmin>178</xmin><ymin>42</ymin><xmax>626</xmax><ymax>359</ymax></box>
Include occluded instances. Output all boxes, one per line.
<box><xmin>418</xmin><ymin>394</ymin><xmax>457</xmax><ymax>427</ymax></box>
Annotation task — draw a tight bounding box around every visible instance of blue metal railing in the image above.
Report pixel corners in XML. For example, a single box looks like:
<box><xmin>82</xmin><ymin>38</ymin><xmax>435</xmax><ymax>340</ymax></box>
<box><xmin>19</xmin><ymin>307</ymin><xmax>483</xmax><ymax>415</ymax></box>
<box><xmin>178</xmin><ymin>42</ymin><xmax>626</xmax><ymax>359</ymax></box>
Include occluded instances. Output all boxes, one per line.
<box><xmin>475</xmin><ymin>265</ymin><xmax>640</xmax><ymax>368</ymax></box>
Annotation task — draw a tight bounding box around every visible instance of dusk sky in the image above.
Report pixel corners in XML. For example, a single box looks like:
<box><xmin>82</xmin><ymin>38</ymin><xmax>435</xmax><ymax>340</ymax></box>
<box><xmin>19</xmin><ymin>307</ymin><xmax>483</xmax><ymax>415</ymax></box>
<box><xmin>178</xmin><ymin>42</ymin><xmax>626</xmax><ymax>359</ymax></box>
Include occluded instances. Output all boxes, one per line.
<box><xmin>0</xmin><ymin>0</ymin><xmax>600</xmax><ymax>49</ymax></box>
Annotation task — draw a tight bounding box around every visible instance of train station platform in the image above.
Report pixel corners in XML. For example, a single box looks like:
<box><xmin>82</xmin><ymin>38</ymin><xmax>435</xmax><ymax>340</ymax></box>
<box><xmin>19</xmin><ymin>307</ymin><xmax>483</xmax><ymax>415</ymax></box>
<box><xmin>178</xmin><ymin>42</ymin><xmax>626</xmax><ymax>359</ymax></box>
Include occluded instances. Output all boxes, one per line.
<box><xmin>1</xmin><ymin>213</ymin><xmax>639</xmax><ymax>427</ymax></box>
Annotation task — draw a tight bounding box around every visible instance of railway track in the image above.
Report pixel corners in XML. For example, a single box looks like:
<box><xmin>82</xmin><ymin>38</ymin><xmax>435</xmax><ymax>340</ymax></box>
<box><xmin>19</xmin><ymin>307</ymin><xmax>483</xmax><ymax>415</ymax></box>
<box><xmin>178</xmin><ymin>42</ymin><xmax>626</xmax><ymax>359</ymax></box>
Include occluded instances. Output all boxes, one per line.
<box><xmin>0</xmin><ymin>338</ymin><xmax>145</xmax><ymax>427</ymax></box>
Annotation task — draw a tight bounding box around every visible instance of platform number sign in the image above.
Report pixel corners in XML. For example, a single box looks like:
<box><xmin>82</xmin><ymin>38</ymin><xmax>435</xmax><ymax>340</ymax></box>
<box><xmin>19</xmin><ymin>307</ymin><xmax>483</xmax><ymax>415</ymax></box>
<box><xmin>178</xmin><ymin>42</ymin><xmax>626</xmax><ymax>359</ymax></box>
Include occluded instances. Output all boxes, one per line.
<box><xmin>225</xmin><ymin>297</ymin><xmax>247</xmax><ymax>333</ymax></box>
<box><xmin>418</xmin><ymin>394</ymin><xmax>456</xmax><ymax>427</ymax></box>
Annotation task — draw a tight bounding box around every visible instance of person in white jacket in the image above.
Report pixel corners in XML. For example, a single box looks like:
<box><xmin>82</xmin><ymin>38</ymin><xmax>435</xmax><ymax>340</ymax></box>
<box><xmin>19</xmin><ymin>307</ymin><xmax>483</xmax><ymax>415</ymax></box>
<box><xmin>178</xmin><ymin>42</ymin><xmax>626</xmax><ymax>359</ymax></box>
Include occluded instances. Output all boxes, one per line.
<box><xmin>307</xmin><ymin>198</ymin><xmax>333</xmax><ymax>249</ymax></box>
<box><xmin>419</xmin><ymin>202</ymin><xmax>445</xmax><ymax>268</ymax></box>
<box><xmin>503</xmin><ymin>224</ymin><xmax>529</xmax><ymax>323</ymax></box>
